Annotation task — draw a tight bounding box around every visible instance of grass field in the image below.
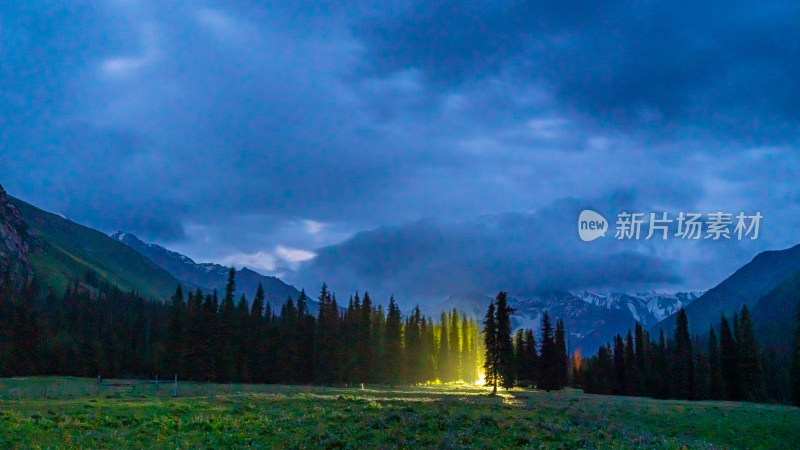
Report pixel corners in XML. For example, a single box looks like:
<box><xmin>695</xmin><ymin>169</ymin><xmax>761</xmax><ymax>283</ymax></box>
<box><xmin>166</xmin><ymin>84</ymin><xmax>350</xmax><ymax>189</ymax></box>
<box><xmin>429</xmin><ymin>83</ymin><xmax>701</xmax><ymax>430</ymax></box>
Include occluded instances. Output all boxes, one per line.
<box><xmin>0</xmin><ymin>377</ymin><xmax>798</xmax><ymax>449</ymax></box>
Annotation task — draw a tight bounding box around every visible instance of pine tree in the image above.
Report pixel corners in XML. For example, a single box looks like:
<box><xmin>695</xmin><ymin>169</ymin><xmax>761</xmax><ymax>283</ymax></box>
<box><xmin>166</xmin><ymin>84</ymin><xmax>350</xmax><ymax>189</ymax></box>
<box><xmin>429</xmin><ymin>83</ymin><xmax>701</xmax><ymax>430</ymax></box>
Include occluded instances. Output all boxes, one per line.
<box><xmin>371</xmin><ymin>305</ymin><xmax>386</xmax><ymax>382</ymax></box>
<box><xmin>216</xmin><ymin>269</ymin><xmax>237</xmax><ymax>382</ymax></box>
<box><xmin>295</xmin><ymin>290</ymin><xmax>316</xmax><ymax>383</ymax></box>
<box><xmin>613</xmin><ymin>334</ymin><xmax>625</xmax><ymax>395</ymax></box>
<box><xmin>248</xmin><ymin>284</ymin><xmax>266</xmax><ymax>381</ymax></box>
<box><xmin>165</xmin><ymin>285</ymin><xmax>185</xmax><ymax>377</ymax></box>
<box><xmin>719</xmin><ymin>314</ymin><xmax>742</xmax><ymax>400</ymax></box>
<box><xmin>624</xmin><ymin>329</ymin><xmax>640</xmax><ymax>396</ymax></box>
<box><xmin>421</xmin><ymin>316</ymin><xmax>436</xmax><ymax>383</ymax></box>
<box><xmin>437</xmin><ymin>313</ymin><xmax>450</xmax><ymax>382</ymax></box>
<box><xmin>482</xmin><ymin>301</ymin><xmax>499</xmax><ymax>395</ymax></box>
<box><xmin>708</xmin><ymin>326</ymin><xmax>724</xmax><ymax>400</ymax></box>
<box><xmin>694</xmin><ymin>339</ymin><xmax>710</xmax><ymax>400</ymax></box>
<box><xmin>672</xmin><ymin>308</ymin><xmax>694</xmax><ymax>400</ymax></box>
<box><xmin>200</xmin><ymin>291</ymin><xmax>218</xmax><ymax>381</ymax></box>
<box><xmin>649</xmin><ymin>330</ymin><xmax>669</xmax><ymax>399</ymax></box>
<box><xmin>234</xmin><ymin>294</ymin><xmax>249</xmax><ymax>381</ymax></box>
<box><xmin>513</xmin><ymin>329</ymin><xmax>525</xmax><ymax>385</ymax></box>
<box><xmin>384</xmin><ymin>296</ymin><xmax>403</xmax><ymax>386</ymax></box>
<box><xmin>596</xmin><ymin>344</ymin><xmax>614</xmax><ymax>395</ymax></box>
<box><xmin>449</xmin><ymin>309</ymin><xmax>461</xmax><ymax>382</ymax></box>
<box><xmin>634</xmin><ymin>322</ymin><xmax>646</xmax><ymax>376</ymax></box>
<box><xmin>554</xmin><ymin>319</ymin><xmax>568</xmax><ymax>389</ymax></box>
<box><xmin>737</xmin><ymin>305</ymin><xmax>764</xmax><ymax>401</ymax></box>
<box><xmin>404</xmin><ymin>305</ymin><xmax>423</xmax><ymax>384</ymax></box>
<box><xmin>316</xmin><ymin>283</ymin><xmax>342</xmax><ymax>384</ymax></box>
<box><xmin>495</xmin><ymin>292</ymin><xmax>515</xmax><ymax>390</ymax></box>
<box><xmin>358</xmin><ymin>292</ymin><xmax>374</xmax><ymax>383</ymax></box>
<box><xmin>524</xmin><ymin>329</ymin><xmax>537</xmax><ymax>385</ymax></box>
<box><xmin>538</xmin><ymin>312</ymin><xmax>558</xmax><ymax>391</ymax></box>
<box><xmin>460</xmin><ymin>316</ymin><xmax>474</xmax><ymax>384</ymax></box>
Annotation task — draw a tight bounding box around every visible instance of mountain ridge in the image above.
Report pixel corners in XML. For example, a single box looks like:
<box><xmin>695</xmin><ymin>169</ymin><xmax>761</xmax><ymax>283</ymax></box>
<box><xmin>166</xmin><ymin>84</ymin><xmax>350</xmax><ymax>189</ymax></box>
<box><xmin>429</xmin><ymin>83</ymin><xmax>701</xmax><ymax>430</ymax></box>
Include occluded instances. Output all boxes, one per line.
<box><xmin>425</xmin><ymin>289</ymin><xmax>701</xmax><ymax>354</ymax></box>
<box><xmin>110</xmin><ymin>231</ymin><xmax>307</xmax><ymax>311</ymax></box>
<box><xmin>651</xmin><ymin>243</ymin><xmax>800</xmax><ymax>335</ymax></box>
<box><xmin>6</xmin><ymin>193</ymin><xmax>183</xmax><ymax>299</ymax></box>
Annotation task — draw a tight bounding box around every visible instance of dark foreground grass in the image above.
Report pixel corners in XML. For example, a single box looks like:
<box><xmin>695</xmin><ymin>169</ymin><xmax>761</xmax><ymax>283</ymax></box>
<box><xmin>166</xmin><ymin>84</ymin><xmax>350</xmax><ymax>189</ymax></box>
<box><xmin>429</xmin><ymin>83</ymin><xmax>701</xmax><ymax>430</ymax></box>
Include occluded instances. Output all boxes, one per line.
<box><xmin>0</xmin><ymin>377</ymin><xmax>798</xmax><ymax>449</ymax></box>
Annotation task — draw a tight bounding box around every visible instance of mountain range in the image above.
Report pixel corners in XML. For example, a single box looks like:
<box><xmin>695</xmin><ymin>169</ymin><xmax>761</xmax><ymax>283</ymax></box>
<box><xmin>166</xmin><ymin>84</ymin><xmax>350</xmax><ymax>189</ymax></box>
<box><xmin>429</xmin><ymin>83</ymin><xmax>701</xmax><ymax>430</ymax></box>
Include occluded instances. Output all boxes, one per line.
<box><xmin>110</xmin><ymin>232</ymin><xmax>305</xmax><ymax>311</ymax></box>
<box><xmin>425</xmin><ymin>290</ymin><xmax>701</xmax><ymax>354</ymax></box>
<box><xmin>0</xmin><ymin>185</ymin><xmax>310</xmax><ymax>312</ymax></box>
<box><xmin>2</xmin><ymin>184</ymin><xmax>799</xmax><ymax>361</ymax></box>
<box><xmin>651</xmin><ymin>244</ymin><xmax>800</xmax><ymax>349</ymax></box>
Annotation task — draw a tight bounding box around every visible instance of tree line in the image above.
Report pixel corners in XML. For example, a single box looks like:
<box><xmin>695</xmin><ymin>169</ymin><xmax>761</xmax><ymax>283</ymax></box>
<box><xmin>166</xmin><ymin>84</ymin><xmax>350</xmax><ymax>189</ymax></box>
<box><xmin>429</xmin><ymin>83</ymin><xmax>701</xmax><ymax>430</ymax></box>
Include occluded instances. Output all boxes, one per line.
<box><xmin>482</xmin><ymin>292</ymin><xmax>569</xmax><ymax>394</ymax></box>
<box><xmin>0</xmin><ymin>269</ymin><xmax>484</xmax><ymax>385</ymax></box>
<box><xmin>3</xmin><ymin>269</ymin><xmax>800</xmax><ymax>405</ymax></box>
<box><xmin>576</xmin><ymin>305</ymin><xmax>800</xmax><ymax>405</ymax></box>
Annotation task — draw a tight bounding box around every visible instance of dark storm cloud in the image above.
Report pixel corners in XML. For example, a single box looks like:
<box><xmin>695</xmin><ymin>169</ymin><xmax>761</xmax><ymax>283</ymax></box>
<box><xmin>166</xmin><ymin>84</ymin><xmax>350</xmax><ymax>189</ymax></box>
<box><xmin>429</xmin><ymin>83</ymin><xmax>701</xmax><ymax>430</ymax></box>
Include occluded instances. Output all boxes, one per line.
<box><xmin>295</xmin><ymin>194</ymin><xmax>686</xmax><ymax>304</ymax></box>
<box><xmin>293</xmin><ymin>191</ymin><xmax>779</xmax><ymax>307</ymax></box>
<box><xmin>1</xmin><ymin>1</ymin><xmax>798</xmax><ymax>292</ymax></box>
<box><xmin>356</xmin><ymin>0</ymin><xmax>800</xmax><ymax>143</ymax></box>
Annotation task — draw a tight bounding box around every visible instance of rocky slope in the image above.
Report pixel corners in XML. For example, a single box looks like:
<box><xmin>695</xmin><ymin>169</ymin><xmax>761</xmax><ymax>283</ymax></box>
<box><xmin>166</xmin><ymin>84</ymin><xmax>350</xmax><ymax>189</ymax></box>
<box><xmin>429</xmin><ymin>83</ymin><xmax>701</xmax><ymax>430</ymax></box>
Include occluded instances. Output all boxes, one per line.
<box><xmin>0</xmin><ymin>184</ymin><xmax>36</xmax><ymax>286</ymax></box>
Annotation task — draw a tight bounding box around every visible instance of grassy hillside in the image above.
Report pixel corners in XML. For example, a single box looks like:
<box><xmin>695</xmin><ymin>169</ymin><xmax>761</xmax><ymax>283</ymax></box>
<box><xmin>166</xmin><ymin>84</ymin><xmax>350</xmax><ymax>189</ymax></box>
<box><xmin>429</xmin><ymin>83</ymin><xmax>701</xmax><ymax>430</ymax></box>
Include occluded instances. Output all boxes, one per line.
<box><xmin>0</xmin><ymin>378</ymin><xmax>797</xmax><ymax>448</ymax></box>
<box><xmin>9</xmin><ymin>197</ymin><xmax>181</xmax><ymax>300</ymax></box>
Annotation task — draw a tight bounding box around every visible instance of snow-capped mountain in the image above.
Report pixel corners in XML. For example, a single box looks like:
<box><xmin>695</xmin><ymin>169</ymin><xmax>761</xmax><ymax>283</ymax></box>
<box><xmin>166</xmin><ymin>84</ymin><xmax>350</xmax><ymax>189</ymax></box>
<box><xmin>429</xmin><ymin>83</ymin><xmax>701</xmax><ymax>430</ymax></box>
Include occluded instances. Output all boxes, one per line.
<box><xmin>573</xmin><ymin>291</ymin><xmax>702</xmax><ymax>327</ymax></box>
<box><xmin>428</xmin><ymin>290</ymin><xmax>702</xmax><ymax>356</ymax></box>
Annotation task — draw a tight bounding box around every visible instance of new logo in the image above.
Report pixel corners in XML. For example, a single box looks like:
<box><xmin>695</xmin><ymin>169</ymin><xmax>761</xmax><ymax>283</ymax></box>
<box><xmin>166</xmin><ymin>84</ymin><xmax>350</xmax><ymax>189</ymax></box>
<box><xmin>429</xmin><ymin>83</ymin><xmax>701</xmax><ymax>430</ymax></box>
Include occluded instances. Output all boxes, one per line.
<box><xmin>578</xmin><ymin>210</ymin><xmax>607</xmax><ymax>241</ymax></box>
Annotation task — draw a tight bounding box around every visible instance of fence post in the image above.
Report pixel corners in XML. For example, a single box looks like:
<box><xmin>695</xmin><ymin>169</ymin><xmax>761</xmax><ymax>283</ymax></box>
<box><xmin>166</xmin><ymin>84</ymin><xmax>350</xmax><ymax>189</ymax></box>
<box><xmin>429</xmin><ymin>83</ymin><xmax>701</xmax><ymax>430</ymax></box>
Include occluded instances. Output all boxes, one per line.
<box><xmin>173</xmin><ymin>374</ymin><xmax>177</xmax><ymax>398</ymax></box>
<box><xmin>155</xmin><ymin>375</ymin><xmax>159</xmax><ymax>394</ymax></box>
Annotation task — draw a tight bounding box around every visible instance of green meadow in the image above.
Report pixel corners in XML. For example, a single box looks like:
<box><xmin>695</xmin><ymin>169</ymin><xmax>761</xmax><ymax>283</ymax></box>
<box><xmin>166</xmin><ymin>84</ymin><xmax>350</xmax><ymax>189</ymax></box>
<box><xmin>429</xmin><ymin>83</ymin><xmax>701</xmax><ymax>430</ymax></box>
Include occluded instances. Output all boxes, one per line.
<box><xmin>0</xmin><ymin>377</ymin><xmax>797</xmax><ymax>449</ymax></box>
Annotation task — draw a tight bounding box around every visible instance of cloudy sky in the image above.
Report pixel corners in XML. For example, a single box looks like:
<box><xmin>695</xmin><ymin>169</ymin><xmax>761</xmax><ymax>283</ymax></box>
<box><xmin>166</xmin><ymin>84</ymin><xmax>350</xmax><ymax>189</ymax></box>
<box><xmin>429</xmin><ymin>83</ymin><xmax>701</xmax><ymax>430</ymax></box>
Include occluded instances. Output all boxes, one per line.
<box><xmin>2</xmin><ymin>1</ymin><xmax>799</xmax><ymax>305</ymax></box>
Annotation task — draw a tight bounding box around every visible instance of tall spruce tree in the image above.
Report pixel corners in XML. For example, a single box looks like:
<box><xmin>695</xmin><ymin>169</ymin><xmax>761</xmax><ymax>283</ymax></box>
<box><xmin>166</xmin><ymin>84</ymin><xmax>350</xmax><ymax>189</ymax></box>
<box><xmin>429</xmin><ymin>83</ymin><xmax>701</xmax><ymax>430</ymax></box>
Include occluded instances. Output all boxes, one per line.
<box><xmin>634</xmin><ymin>322</ymin><xmax>646</xmax><ymax>377</ymax></box>
<box><xmin>554</xmin><ymin>319</ymin><xmax>568</xmax><ymax>389</ymax></box>
<box><xmin>316</xmin><ymin>283</ymin><xmax>342</xmax><ymax>384</ymax></box>
<box><xmin>694</xmin><ymin>340</ymin><xmax>710</xmax><ymax>400</ymax></box>
<box><xmin>460</xmin><ymin>316</ymin><xmax>474</xmax><ymax>384</ymax></box>
<box><xmin>421</xmin><ymin>316</ymin><xmax>436</xmax><ymax>383</ymax></box>
<box><xmin>358</xmin><ymin>292</ymin><xmax>374</xmax><ymax>383</ymax></box>
<box><xmin>524</xmin><ymin>329</ymin><xmax>537</xmax><ymax>385</ymax></box>
<box><xmin>165</xmin><ymin>285</ymin><xmax>185</xmax><ymax>377</ymax></box>
<box><xmin>234</xmin><ymin>294</ymin><xmax>249</xmax><ymax>381</ymax></box>
<box><xmin>495</xmin><ymin>292</ymin><xmax>515</xmax><ymax>390</ymax></box>
<box><xmin>438</xmin><ymin>313</ymin><xmax>450</xmax><ymax>382</ymax></box>
<box><xmin>708</xmin><ymin>326</ymin><xmax>724</xmax><ymax>400</ymax></box>
<box><xmin>672</xmin><ymin>308</ymin><xmax>694</xmax><ymax>400</ymax></box>
<box><xmin>719</xmin><ymin>314</ymin><xmax>742</xmax><ymax>400</ymax></box>
<box><xmin>295</xmin><ymin>290</ymin><xmax>316</xmax><ymax>383</ymax></box>
<box><xmin>248</xmin><ymin>284</ymin><xmax>267</xmax><ymax>381</ymax></box>
<box><xmin>514</xmin><ymin>329</ymin><xmax>525</xmax><ymax>384</ymax></box>
<box><xmin>737</xmin><ymin>305</ymin><xmax>764</xmax><ymax>401</ymax></box>
<box><xmin>613</xmin><ymin>334</ymin><xmax>626</xmax><ymax>395</ymax></box>
<box><xmin>216</xmin><ymin>269</ymin><xmax>237</xmax><ymax>382</ymax></box>
<box><xmin>624</xmin><ymin>329</ymin><xmax>640</xmax><ymax>396</ymax></box>
<box><xmin>384</xmin><ymin>296</ymin><xmax>403</xmax><ymax>386</ymax></box>
<box><xmin>449</xmin><ymin>310</ymin><xmax>461</xmax><ymax>381</ymax></box>
<box><xmin>538</xmin><ymin>312</ymin><xmax>558</xmax><ymax>391</ymax></box>
<box><xmin>597</xmin><ymin>344</ymin><xmax>614</xmax><ymax>395</ymax></box>
<box><xmin>405</xmin><ymin>305</ymin><xmax>423</xmax><ymax>384</ymax></box>
<box><xmin>483</xmin><ymin>301</ymin><xmax>499</xmax><ymax>395</ymax></box>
